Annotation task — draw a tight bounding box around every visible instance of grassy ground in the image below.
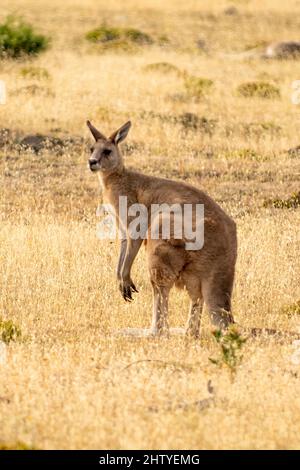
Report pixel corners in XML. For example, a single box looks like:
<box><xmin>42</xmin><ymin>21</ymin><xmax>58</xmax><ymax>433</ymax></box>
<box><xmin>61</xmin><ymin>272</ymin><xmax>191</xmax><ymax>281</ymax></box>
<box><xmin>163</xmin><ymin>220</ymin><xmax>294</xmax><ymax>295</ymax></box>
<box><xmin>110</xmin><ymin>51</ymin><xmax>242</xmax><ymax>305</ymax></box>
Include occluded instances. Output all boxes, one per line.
<box><xmin>0</xmin><ymin>0</ymin><xmax>300</xmax><ymax>449</ymax></box>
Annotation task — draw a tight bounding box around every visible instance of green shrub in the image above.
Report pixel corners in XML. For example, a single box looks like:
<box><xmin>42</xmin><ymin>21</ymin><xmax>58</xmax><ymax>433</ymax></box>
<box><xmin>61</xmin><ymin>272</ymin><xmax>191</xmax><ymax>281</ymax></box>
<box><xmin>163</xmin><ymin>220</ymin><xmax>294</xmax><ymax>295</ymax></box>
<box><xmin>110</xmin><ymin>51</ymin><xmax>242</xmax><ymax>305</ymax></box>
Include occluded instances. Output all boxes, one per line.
<box><xmin>86</xmin><ymin>26</ymin><xmax>120</xmax><ymax>43</ymax></box>
<box><xmin>237</xmin><ymin>81</ymin><xmax>280</xmax><ymax>99</ymax></box>
<box><xmin>209</xmin><ymin>327</ymin><xmax>247</xmax><ymax>378</ymax></box>
<box><xmin>86</xmin><ymin>25</ymin><xmax>152</xmax><ymax>46</ymax></box>
<box><xmin>0</xmin><ymin>16</ymin><xmax>48</xmax><ymax>58</ymax></box>
<box><xmin>20</xmin><ymin>66</ymin><xmax>50</xmax><ymax>80</ymax></box>
<box><xmin>0</xmin><ymin>318</ymin><xmax>21</xmax><ymax>344</ymax></box>
<box><xmin>184</xmin><ymin>75</ymin><xmax>213</xmax><ymax>98</ymax></box>
<box><xmin>263</xmin><ymin>191</ymin><xmax>300</xmax><ymax>209</ymax></box>
<box><xmin>142</xmin><ymin>62</ymin><xmax>180</xmax><ymax>74</ymax></box>
<box><xmin>124</xmin><ymin>28</ymin><xmax>153</xmax><ymax>45</ymax></box>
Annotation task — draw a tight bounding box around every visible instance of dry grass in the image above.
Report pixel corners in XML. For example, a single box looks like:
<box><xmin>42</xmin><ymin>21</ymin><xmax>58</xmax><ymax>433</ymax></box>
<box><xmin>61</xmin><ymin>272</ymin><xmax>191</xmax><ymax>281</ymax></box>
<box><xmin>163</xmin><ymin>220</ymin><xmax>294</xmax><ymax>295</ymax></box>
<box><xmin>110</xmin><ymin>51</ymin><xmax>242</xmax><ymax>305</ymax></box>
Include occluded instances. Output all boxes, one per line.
<box><xmin>0</xmin><ymin>0</ymin><xmax>300</xmax><ymax>450</ymax></box>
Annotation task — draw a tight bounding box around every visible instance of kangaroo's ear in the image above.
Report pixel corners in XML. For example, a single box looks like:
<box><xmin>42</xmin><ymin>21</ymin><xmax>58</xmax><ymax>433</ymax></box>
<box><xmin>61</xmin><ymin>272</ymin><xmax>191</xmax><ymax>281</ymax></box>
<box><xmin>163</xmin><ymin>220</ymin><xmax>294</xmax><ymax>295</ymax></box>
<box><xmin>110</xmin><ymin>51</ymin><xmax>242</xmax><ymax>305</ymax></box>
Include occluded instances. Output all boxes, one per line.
<box><xmin>86</xmin><ymin>120</ymin><xmax>106</xmax><ymax>141</ymax></box>
<box><xmin>109</xmin><ymin>121</ymin><xmax>131</xmax><ymax>145</ymax></box>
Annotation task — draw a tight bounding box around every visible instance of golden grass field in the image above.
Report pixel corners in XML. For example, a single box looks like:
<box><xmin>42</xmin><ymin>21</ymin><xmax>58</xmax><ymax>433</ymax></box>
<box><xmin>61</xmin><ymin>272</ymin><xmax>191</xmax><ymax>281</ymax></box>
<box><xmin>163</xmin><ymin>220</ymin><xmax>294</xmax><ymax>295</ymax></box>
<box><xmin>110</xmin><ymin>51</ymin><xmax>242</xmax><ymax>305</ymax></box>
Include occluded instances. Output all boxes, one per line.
<box><xmin>0</xmin><ymin>0</ymin><xmax>300</xmax><ymax>450</ymax></box>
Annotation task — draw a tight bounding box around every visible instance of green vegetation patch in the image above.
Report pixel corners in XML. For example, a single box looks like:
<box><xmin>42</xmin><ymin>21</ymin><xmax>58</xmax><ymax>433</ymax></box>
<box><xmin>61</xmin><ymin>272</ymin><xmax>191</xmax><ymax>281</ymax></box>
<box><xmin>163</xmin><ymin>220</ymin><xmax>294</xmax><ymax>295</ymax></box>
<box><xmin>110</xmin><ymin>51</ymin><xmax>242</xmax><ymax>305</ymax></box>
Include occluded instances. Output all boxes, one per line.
<box><xmin>0</xmin><ymin>441</ymin><xmax>36</xmax><ymax>450</ymax></box>
<box><xmin>209</xmin><ymin>327</ymin><xmax>247</xmax><ymax>378</ymax></box>
<box><xmin>0</xmin><ymin>318</ymin><xmax>21</xmax><ymax>344</ymax></box>
<box><xmin>86</xmin><ymin>25</ymin><xmax>153</xmax><ymax>46</ymax></box>
<box><xmin>0</xmin><ymin>16</ymin><xmax>48</xmax><ymax>58</ymax></box>
<box><xmin>263</xmin><ymin>191</ymin><xmax>300</xmax><ymax>209</ymax></box>
<box><xmin>184</xmin><ymin>75</ymin><xmax>214</xmax><ymax>98</ymax></box>
<box><xmin>20</xmin><ymin>66</ymin><xmax>50</xmax><ymax>80</ymax></box>
<box><xmin>142</xmin><ymin>62</ymin><xmax>181</xmax><ymax>74</ymax></box>
<box><xmin>237</xmin><ymin>81</ymin><xmax>280</xmax><ymax>99</ymax></box>
<box><xmin>280</xmin><ymin>300</ymin><xmax>300</xmax><ymax>318</ymax></box>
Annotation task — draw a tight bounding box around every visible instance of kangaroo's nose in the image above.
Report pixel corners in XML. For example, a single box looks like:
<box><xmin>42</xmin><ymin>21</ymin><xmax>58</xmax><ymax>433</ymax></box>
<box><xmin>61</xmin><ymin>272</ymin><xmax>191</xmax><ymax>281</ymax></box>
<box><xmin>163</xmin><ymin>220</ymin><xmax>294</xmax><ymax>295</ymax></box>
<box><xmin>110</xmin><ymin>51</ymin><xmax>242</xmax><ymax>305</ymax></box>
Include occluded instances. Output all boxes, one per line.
<box><xmin>89</xmin><ymin>159</ymin><xmax>98</xmax><ymax>169</ymax></box>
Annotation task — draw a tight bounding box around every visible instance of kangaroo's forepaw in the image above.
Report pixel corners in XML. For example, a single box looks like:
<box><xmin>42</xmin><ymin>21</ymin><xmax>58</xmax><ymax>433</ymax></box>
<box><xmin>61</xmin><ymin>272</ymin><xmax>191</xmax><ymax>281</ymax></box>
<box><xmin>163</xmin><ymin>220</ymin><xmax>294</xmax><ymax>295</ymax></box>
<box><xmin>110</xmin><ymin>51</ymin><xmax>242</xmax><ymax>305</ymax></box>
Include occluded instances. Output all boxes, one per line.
<box><xmin>119</xmin><ymin>278</ymin><xmax>138</xmax><ymax>302</ymax></box>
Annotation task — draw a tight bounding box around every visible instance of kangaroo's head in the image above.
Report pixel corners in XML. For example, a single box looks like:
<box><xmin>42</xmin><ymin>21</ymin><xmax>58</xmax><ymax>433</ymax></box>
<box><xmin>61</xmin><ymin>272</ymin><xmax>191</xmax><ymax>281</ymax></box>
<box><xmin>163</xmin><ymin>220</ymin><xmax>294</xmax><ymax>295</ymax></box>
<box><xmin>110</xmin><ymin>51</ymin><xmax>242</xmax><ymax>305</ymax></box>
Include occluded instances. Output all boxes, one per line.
<box><xmin>87</xmin><ymin>120</ymin><xmax>131</xmax><ymax>174</ymax></box>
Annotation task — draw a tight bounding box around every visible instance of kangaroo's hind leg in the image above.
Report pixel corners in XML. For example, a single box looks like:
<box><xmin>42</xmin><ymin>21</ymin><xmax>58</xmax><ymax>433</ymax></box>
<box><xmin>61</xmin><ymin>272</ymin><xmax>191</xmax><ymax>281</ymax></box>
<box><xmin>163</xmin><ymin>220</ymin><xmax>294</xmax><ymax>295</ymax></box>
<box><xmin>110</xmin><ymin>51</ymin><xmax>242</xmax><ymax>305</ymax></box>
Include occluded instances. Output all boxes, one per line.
<box><xmin>184</xmin><ymin>273</ymin><xmax>204</xmax><ymax>339</ymax></box>
<box><xmin>148</xmin><ymin>241</ymin><xmax>185</xmax><ymax>337</ymax></box>
<box><xmin>150</xmin><ymin>281</ymin><xmax>171</xmax><ymax>336</ymax></box>
<box><xmin>202</xmin><ymin>268</ymin><xmax>235</xmax><ymax>330</ymax></box>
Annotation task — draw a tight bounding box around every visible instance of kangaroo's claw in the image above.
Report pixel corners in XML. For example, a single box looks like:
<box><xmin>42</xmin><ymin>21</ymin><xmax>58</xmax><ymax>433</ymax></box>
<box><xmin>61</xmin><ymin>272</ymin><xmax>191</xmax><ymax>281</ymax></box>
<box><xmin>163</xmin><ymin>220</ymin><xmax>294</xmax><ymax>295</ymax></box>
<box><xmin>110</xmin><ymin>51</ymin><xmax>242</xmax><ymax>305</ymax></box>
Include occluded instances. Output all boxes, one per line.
<box><xmin>119</xmin><ymin>279</ymin><xmax>138</xmax><ymax>302</ymax></box>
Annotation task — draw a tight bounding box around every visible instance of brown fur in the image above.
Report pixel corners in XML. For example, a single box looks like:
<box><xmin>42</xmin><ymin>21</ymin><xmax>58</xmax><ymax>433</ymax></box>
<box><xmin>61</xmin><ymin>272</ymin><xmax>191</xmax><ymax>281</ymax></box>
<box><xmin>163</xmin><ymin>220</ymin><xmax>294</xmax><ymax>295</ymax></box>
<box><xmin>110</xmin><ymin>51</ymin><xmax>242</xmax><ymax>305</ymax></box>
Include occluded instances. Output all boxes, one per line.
<box><xmin>87</xmin><ymin>120</ymin><xmax>237</xmax><ymax>337</ymax></box>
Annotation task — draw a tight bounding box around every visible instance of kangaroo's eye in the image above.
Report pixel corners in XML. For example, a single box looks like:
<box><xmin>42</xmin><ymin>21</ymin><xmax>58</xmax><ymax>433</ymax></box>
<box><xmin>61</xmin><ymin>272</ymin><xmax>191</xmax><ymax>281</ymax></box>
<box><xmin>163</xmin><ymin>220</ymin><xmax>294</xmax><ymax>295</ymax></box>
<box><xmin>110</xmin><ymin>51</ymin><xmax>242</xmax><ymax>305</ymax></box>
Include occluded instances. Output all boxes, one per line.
<box><xmin>103</xmin><ymin>148</ymin><xmax>112</xmax><ymax>156</ymax></box>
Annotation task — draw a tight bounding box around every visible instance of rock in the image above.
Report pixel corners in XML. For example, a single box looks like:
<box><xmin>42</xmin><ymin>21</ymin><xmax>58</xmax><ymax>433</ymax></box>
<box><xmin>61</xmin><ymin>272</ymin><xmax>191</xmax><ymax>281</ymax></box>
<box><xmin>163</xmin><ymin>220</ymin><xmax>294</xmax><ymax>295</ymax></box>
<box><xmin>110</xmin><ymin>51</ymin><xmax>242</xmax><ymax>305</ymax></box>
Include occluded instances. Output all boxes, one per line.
<box><xmin>224</xmin><ymin>6</ymin><xmax>239</xmax><ymax>15</ymax></box>
<box><xmin>18</xmin><ymin>134</ymin><xmax>86</xmax><ymax>154</ymax></box>
<box><xmin>196</xmin><ymin>39</ymin><xmax>207</xmax><ymax>51</ymax></box>
<box><xmin>264</xmin><ymin>42</ymin><xmax>300</xmax><ymax>59</ymax></box>
<box><xmin>19</xmin><ymin>135</ymin><xmax>64</xmax><ymax>154</ymax></box>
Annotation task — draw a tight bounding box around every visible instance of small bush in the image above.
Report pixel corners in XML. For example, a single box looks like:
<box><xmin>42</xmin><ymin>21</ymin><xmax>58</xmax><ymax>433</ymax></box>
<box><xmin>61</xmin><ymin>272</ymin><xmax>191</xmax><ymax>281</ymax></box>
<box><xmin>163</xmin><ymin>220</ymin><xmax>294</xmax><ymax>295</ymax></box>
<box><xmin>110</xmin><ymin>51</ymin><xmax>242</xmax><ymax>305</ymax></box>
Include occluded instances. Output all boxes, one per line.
<box><xmin>237</xmin><ymin>81</ymin><xmax>280</xmax><ymax>99</ymax></box>
<box><xmin>20</xmin><ymin>66</ymin><xmax>50</xmax><ymax>80</ymax></box>
<box><xmin>281</xmin><ymin>300</ymin><xmax>300</xmax><ymax>318</ymax></box>
<box><xmin>209</xmin><ymin>327</ymin><xmax>247</xmax><ymax>378</ymax></box>
<box><xmin>124</xmin><ymin>28</ymin><xmax>153</xmax><ymax>45</ymax></box>
<box><xmin>177</xmin><ymin>113</ymin><xmax>216</xmax><ymax>134</ymax></box>
<box><xmin>0</xmin><ymin>318</ymin><xmax>21</xmax><ymax>344</ymax></box>
<box><xmin>0</xmin><ymin>16</ymin><xmax>48</xmax><ymax>58</ymax></box>
<box><xmin>263</xmin><ymin>191</ymin><xmax>300</xmax><ymax>209</ymax></box>
<box><xmin>142</xmin><ymin>62</ymin><xmax>180</xmax><ymax>74</ymax></box>
<box><xmin>86</xmin><ymin>25</ymin><xmax>152</xmax><ymax>46</ymax></box>
<box><xmin>184</xmin><ymin>75</ymin><xmax>214</xmax><ymax>98</ymax></box>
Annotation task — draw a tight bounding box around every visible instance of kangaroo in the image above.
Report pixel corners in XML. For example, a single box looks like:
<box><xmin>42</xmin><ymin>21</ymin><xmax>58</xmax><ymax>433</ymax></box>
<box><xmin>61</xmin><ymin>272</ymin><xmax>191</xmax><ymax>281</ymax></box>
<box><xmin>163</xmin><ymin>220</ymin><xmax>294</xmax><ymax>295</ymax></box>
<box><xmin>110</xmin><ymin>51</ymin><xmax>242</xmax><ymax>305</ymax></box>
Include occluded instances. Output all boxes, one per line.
<box><xmin>87</xmin><ymin>120</ymin><xmax>237</xmax><ymax>338</ymax></box>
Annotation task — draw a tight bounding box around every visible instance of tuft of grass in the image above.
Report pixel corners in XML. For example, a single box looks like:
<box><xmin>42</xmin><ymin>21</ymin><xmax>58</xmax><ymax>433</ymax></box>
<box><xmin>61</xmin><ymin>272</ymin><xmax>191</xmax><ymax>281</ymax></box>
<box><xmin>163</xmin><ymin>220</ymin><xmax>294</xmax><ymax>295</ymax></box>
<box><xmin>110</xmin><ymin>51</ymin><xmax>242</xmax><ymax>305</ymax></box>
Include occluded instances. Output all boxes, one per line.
<box><xmin>244</xmin><ymin>40</ymin><xmax>269</xmax><ymax>51</ymax></box>
<box><xmin>224</xmin><ymin>148</ymin><xmax>262</xmax><ymax>161</ymax></box>
<box><xmin>237</xmin><ymin>81</ymin><xmax>280</xmax><ymax>99</ymax></box>
<box><xmin>0</xmin><ymin>318</ymin><xmax>21</xmax><ymax>344</ymax></box>
<box><xmin>85</xmin><ymin>25</ymin><xmax>153</xmax><ymax>48</ymax></box>
<box><xmin>85</xmin><ymin>26</ymin><xmax>120</xmax><ymax>43</ymax></box>
<box><xmin>0</xmin><ymin>16</ymin><xmax>48</xmax><ymax>58</ymax></box>
<box><xmin>184</xmin><ymin>75</ymin><xmax>213</xmax><ymax>98</ymax></box>
<box><xmin>177</xmin><ymin>113</ymin><xmax>216</xmax><ymax>134</ymax></box>
<box><xmin>287</xmin><ymin>146</ymin><xmax>300</xmax><ymax>158</ymax></box>
<box><xmin>0</xmin><ymin>441</ymin><xmax>36</xmax><ymax>450</ymax></box>
<box><xmin>142</xmin><ymin>62</ymin><xmax>181</xmax><ymax>74</ymax></box>
<box><xmin>263</xmin><ymin>191</ymin><xmax>300</xmax><ymax>209</ymax></box>
<box><xmin>12</xmin><ymin>84</ymin><xmax>54</xmax><ymax>97</ymax></box>
<box><xmin>243</xmin><ymin>121</ymin><xmax>281</xmax><ymax>138</ymax></box>
<box><xmin>124</xmin><ymin>28</ymin><xmax>153</xmax><ymax>45</ymax></box>
<box><xmin>209</xmin><ymin>327</ymin><xmax>247</xmax><ymax>378</ymax></box>
<box><xmin>280</xmin><ymin>300</ymin><xmax>300</xmax><ymax>318</ymax></box>
<box><xmin>20</xmin><ymin>66</ymin><xmax>50</xmax><ymax>80</ymax></box>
